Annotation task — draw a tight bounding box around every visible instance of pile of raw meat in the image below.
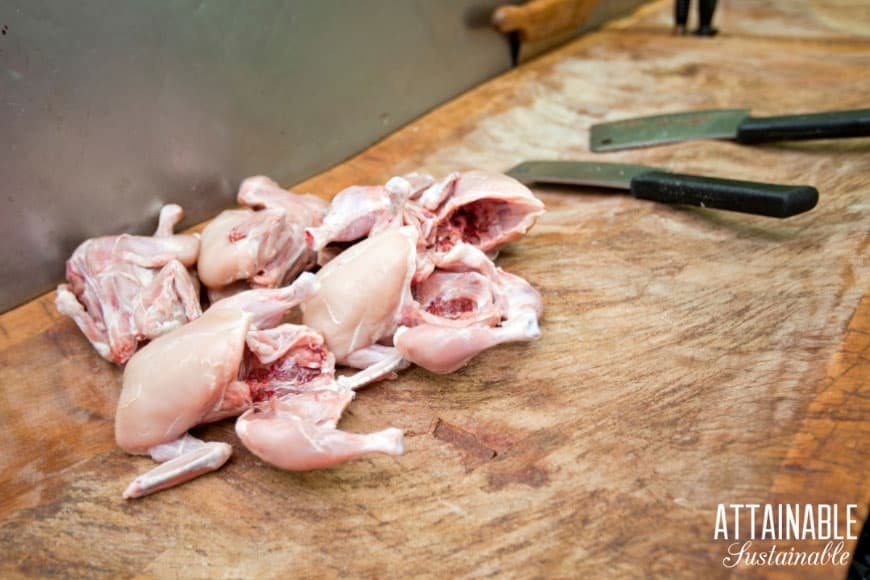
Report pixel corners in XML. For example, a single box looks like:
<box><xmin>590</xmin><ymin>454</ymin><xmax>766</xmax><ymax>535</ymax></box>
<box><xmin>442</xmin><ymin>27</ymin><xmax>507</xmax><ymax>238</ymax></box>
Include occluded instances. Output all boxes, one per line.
<box><xmin>56</xmin><ymin>171</ymin><xmax>545</xmax><ymax>499</ymax></box>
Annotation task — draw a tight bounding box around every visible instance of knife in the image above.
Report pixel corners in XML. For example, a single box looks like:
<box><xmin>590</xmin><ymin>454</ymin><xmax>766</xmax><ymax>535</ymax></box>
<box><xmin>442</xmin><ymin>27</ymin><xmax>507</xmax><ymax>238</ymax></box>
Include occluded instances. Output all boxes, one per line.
<box><xmin>589</xmin><ymin>108</ymin><xmax>870</xmax><ymax>152</ymax></box>
<box><xmin>506</xmin><ymin>161</ymin><xmax>818</xmax><ymax>218</ymax></box>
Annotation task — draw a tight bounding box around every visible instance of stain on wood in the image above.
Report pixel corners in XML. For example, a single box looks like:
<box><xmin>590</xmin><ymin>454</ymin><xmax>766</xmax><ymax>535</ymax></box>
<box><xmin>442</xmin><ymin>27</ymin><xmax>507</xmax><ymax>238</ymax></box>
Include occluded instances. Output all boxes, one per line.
<box><xmin>1</xmin><ymin>0</ymin><xmax>868</xmax><ymax>577</ymax></box>
<box><xmin>433</xmin><ymin>418</ymin><xmax>498</xmax><ymax>471</ymax></box>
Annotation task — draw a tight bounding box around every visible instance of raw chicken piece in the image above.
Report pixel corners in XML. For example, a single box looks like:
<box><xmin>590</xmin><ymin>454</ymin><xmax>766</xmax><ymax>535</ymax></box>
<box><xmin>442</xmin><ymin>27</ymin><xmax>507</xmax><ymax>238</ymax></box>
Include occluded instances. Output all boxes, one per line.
<box><xmin>414</xmin><ymin>171</ymin><xmax>460</xmax><ymax>212</ymax></box>
<box><xmin>402</xmin><ymin>172</ymin><xmax>437</xmax><ymax>198</ymax></box>
<box><xmin>304</xmin><ymin>185</ymin><xmax>397</xmax><ymax>252</ymax></box>
<box><xmin>304</xmin><ymin>173</ymin><xmax>427</xmax><ymax>253</ymax></box>
<box><xmin>305</xmin><ymin>173</ymin><xmax>440</xmax><ymax>257</ymax></box>
<box><xmin>116</xmin><ymin>273</ymin><xmax>404</xmax><ymax>499</ymax></box>
<box><xmin>55</xmin><ymin>204</ymin><xmax>201</xmax><ymax>364</ymax></box>
<box><xmin>306</xmin><ymin>170</ymin><xmax>543</xmax><ymax>278</ymax></box>
<box><xmin>198</xmin><ymin>176</ymin><xmax>326</xmax><ymax>298</ymax></box>
<box><xmin>395</xmin><ymin>243</ymin><xmax>543</xmax><ymax>374</ymax></box>
<box><xmin>236</xmin><ymin>390</ymin><xmax>403</xmax><ymax>471</ymax></box>
<box><xmin>301</xmin><ymin>227</ymin><xmax>417</xmax><ymax>364</ymax></box>
<box><xmin>428</xmin><ymin>170</ymin><xmax>545</xmax><ymax>254</ymax></box>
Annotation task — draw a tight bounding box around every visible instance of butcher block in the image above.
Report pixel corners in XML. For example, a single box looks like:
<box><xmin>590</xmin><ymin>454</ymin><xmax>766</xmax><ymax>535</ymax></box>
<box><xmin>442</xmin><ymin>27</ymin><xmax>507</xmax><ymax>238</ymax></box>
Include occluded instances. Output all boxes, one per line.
<box><xmin>1</xmin><ymin>0</ymin><xmax>868</xmax><ymax>577</ymax></box>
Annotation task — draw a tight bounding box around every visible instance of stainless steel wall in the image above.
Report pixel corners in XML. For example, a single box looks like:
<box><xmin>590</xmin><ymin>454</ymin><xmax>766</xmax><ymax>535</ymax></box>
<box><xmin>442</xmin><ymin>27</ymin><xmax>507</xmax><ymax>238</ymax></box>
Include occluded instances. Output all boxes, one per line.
<box><xmin>0</xmin><ymin>0</ymin><xmax>643</xmax><ymax>312</ymax></box>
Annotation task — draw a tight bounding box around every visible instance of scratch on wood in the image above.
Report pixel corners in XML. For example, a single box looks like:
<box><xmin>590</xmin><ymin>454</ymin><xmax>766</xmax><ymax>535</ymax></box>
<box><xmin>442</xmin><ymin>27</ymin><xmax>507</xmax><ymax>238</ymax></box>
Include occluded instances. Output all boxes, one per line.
<box><xmin>487</xmin><ymin>464</ymin><xmax>550</xmax><ymax>491</ymax></box>
<box><xmin>438</xmin><ymin>497</ymin><xmax>469</xmax><ymax>517</ymax></box>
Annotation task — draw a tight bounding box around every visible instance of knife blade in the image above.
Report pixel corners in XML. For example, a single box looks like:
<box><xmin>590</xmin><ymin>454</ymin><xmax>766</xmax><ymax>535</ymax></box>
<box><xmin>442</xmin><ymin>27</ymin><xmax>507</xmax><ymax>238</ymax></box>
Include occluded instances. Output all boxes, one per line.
<box><xmin>589</xmin><ymin>108</ymin><xmax>870</xmax><ymax>151</ymax></box>
<box><xmin>506</xmin><ymin>160</ymin><xmax>818</xmax><ymax>218</ymax></box>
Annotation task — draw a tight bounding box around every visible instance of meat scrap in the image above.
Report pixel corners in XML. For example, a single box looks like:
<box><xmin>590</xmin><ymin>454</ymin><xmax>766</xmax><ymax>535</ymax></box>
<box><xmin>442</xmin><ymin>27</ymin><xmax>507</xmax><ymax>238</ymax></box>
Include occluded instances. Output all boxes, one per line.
<box><xmin>55</xmin><ymin>204</ymin><xmax>201</xmax><ymax>364</ymax></box>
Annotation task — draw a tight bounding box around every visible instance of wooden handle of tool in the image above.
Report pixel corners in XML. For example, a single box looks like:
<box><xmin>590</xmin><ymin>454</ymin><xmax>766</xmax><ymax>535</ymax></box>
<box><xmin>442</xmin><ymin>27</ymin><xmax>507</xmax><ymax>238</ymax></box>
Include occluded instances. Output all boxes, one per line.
<box><xmin>492</xmin><ymin>0</ymin><xmax>600</xmax><ymax>42</ymax></box>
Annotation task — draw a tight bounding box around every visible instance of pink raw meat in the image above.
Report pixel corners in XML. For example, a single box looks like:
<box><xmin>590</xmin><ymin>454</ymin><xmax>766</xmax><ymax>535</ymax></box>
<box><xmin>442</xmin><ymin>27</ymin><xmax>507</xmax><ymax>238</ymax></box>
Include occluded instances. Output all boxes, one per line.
<box><xmin>395</xmin><ymin>243</ymin><xmax>543</xmax><ymax>374</ymax></box>
<box><xmin>55</xmin><ymin>204</ymin><xmax>201</xmax><ymax>364</ymax></box>
<box><xmin>117</xmin><ymin>273</ymin><xmax>404</xmax><ymax>499</ymax></box>
<box><xmin>198</xmin><ymin>176</ymin><xmax>326</xmax><ymax>299</ymax></box>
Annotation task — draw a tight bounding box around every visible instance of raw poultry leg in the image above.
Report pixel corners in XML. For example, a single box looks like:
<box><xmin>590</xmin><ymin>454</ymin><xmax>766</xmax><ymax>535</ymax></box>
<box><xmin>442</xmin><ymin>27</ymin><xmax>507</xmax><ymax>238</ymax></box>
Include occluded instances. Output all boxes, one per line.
<box><xmin>211</xmin><ymin>272</ymin><xmax>318</xmax><ymax>330</ymax></box>
<box><xmin>112</xmin><ymin>231</ymin><xmax>199</xmax><ymax>269</ymax></box>
<box><xmin>98</xmin><ymin>271</ymin><xmax>140</xmax><ymax>364</ymax></box>
<box><xmin>343</xmin><ymin>344</ymin><xmax>402</xmax><ymax>369</ymax></box>
<box><xmin>305</xmin><ymin>174</ymin><xmax>439</xmax><ymax>254</ymax></box>
<box><xmin>153</xmin><ymin>203</ymin><xmax>184</xmax><ymax>237</ymax></box>
<box><xmin>305</xmin><ymin>185</ymin><xmax>397</xmax><ymax>251</ymax></box>
<box><xmin>336</xmin><ymin>346</ymin><xmax>406</xmax><ymax>390</ymax></box>
<box><xmin>402</xmin><ymin>172</ymin><xmax>436</xmax><ymax>196</ymax></box>
<box><xmin>122</xmin><ymin>434</ymin><xmax>233</xmax><ymax>499</ymax></box>
<box><xmin>55</xmin><ymin>284</ymin><xmax>111</xmax><ymax>359</ymax></box>
<box><xmin>394</xmin><ymin>319</ymin><xmax>538</xmax><ymax>375</ymax></box>
<box><xmin>415</xmin><ymin>171</ymin><xmax>459</xmax><ymax>211</ymax></box>
<box><xmin>236</xmin><ymin>390</ymin><xmax>404</xmax><ymax>471</ymax></box>
<box><xmin>237</xmin><ymin>176</ymin><xmax>326</xmax><ymax>218</ymax></box>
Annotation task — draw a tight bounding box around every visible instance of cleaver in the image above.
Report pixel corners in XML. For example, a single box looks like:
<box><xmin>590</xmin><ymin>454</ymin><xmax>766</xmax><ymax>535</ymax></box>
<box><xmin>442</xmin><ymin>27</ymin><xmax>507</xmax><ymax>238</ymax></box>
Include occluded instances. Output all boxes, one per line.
<box><xmin>589</xmin><ymin>108</ymin><xmax>870</xmax><ymax>152</ymax></box>
<box><xmin>506</xmin><ymin>160</ymin><xmax>818</xmax><ymax>218</ymax></box>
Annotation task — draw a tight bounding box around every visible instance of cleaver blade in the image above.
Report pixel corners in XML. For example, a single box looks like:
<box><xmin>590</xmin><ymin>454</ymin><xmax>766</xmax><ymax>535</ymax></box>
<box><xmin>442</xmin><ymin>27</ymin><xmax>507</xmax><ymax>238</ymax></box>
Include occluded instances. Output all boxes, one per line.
<box><xmin>590</xmin><ymin>108</ymin><xmax>870</xmax><ymax>152</ymax></box>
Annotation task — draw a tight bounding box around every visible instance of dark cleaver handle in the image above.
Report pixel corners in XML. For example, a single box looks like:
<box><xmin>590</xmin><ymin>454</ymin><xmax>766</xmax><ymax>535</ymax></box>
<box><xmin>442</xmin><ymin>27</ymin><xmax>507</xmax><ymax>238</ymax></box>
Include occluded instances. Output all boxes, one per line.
<box><xmin>629</xmin><ymin>171</ymin><xmax>818</xmax><ymax>218</ymax></box>
<box><xmin>736</xmin><ymin>109</ymin><xmax>870</xmax><ymax>144</ymax></box>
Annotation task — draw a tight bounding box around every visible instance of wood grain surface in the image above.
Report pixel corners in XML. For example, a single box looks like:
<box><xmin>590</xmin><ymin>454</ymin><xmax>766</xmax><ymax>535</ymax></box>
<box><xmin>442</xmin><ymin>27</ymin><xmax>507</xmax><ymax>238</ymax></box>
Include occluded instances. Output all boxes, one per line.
<box><xmin>1</xmin><ymin>0</ymin><xmax>868</xmax><ymax>577</ymax></box>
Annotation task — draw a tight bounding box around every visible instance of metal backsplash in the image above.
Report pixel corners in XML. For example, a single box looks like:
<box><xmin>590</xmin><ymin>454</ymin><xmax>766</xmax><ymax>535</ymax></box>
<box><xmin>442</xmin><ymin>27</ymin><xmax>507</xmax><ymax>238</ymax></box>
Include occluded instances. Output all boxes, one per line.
<box><xmin>0</xmin><ymin>0</ymin><xmax>643</xmax><ymax>312</ymax></box>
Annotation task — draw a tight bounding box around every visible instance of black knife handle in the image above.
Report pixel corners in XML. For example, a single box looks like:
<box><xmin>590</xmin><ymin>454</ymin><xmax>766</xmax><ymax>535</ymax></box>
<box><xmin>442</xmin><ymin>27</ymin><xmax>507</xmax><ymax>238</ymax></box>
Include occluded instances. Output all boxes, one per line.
<box><xmin>629</xmin><ymin>171</ymin><xmax>818</xmax><ymax>218</ymax></box>
<box><xmin>736</xmin><ymin>109</ymin><xmax>870</xmax><ymax>144</ymax></box>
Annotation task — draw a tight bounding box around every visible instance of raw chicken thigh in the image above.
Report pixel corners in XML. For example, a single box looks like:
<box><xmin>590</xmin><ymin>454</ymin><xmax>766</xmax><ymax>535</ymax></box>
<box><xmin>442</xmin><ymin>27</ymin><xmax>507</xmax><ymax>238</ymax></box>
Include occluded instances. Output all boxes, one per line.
<box><xmin>116</xmin><ymin>273</ymin><xmax>404</xmax><ymax>499</ymax></box>
<box><xmin>55</xmin><ymin>204</ymin><xmax>201</xmax><ymax>364</ymax></box>
<box><xmin>198</xmin><ymin>176</ymin><xmax>326</xmax><ymax>300</ymax></box>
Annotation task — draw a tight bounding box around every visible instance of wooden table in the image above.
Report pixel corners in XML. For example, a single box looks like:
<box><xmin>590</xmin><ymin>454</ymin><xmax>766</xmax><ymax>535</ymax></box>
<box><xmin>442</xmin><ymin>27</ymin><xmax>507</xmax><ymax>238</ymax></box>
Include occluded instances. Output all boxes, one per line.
<box><xmin>1</xmin><ymin>1</ymin><xmax>868</xmax><ymax>577</ymax></box>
